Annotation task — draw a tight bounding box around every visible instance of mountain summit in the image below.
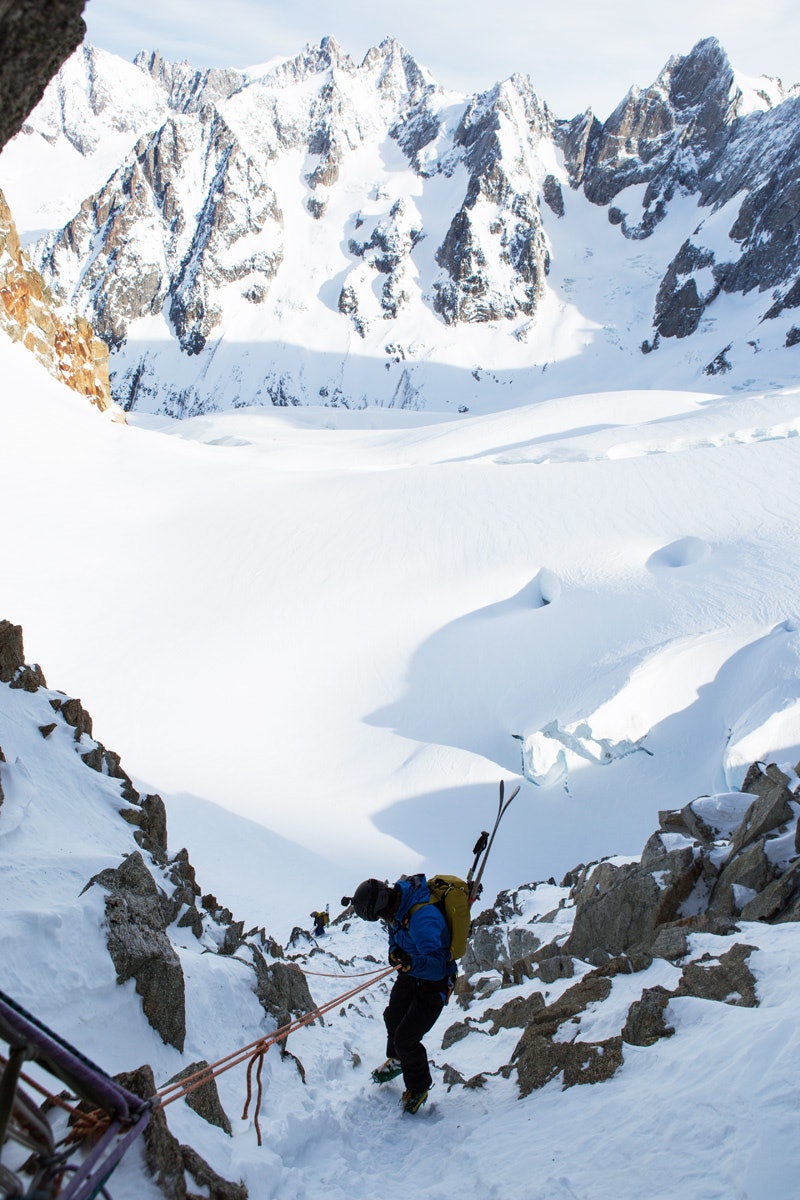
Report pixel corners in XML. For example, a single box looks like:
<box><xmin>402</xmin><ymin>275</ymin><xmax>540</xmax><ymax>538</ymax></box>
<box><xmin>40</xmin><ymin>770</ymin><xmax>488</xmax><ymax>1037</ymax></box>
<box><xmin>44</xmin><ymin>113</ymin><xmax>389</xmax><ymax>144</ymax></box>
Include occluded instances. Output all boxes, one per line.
<box><xmin>2</xmin><ymin>36</ymin><xmax>800</xmax><ymax>415</ymax></box>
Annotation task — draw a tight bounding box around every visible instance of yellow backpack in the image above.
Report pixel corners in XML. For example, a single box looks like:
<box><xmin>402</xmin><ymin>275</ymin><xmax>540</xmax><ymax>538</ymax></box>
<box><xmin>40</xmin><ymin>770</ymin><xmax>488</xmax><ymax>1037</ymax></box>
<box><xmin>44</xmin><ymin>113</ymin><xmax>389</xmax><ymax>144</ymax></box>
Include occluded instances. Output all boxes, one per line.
<box><xmin>410</xmin><ymin>874</ymin><xmax>472</xmax><ymax>961</ymax></box>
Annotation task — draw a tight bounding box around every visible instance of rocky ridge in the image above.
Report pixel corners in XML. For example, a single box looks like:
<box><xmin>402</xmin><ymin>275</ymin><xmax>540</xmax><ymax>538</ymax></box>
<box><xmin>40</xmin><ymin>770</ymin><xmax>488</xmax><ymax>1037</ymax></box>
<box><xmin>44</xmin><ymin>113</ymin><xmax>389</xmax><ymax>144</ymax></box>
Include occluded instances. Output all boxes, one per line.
<box><xmin>4</xmin><ymin>613</ymin><xmax>800</xmax><ymax>1190</ymax></box>
<box><xmin>435</xmin><ymin>757</ymin><xmax>800</xmax><ymax>1098</ymax></box>
<box><xmin>7</xmin><ymin>35</ymin><xmax>800</xmax><ymax>415</ymax></box>
<box><xmin>0</xmin><ymin>619</ymin><xmax>318</xmax><ymax>1198</ymax></box>
<box><xmin>564</xmin><ymin>38</ymin><xmax>800</xmax><ymax>349</ymax></box>
<box><xmin>0</xmin><ymin>188</ymin><xmax>114</xmax><ymax>412</ymax></box>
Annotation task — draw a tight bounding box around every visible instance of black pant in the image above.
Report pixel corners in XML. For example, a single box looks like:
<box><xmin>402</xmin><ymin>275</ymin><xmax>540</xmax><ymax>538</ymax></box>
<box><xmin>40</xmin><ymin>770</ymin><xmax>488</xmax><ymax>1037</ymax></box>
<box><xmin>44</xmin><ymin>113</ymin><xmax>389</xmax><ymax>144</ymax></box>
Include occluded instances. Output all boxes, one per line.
<box><xmin>384</xmin><ymin>973</ymin><xmax>446</xmax><ymax>1092</ymax></box>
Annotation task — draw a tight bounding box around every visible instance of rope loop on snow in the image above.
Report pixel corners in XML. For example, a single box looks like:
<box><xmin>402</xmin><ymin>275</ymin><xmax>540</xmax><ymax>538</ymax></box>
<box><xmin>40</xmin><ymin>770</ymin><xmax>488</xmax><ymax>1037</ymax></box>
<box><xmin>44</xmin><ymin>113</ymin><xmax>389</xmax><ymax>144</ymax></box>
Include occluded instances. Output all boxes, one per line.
<box><xmin>242</xmin><ymin>1046</ymin><xmax>269</xmax><ymax>1145</ymax></box>
<box><xmin>286</xmin><ymin>963</ymin><xmax>392</xmax><ymax>978</ymax></box>
<box><xmin>153</xmin><ymin>964</ymin><xmax>396</xmax><ymax>1145</ymax></box>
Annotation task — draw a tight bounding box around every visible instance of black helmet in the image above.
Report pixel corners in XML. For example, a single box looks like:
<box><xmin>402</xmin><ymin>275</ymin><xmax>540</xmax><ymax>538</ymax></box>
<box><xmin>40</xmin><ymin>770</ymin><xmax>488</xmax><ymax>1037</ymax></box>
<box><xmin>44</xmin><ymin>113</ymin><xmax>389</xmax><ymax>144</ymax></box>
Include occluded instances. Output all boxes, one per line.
<box><xmin>351</xmin><ymin>878</ymin><xmax>393</xmax><ymax>921</ymax></box>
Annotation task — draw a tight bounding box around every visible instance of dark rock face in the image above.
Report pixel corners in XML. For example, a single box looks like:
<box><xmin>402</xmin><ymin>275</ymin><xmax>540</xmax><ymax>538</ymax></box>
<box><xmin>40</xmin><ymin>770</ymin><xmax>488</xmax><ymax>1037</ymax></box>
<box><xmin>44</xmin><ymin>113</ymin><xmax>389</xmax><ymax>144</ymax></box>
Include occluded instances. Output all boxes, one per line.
<box><xmin>0</xmin><ymin>0</ymin><xmax>86</xmax><ymax>153</ymax></box>
<box><xmin>563</xmin><ymin>831</ymin><xmax>700</xmax><ymax>962</ymax></box>
<box><xmin>461</xmin><ymin>923</ymin><xmax>510</xmax><ymax>976</ymax></box>
<box><xmin>554</xmin><ymin>37</ymin><xmax>800</xmax><ymax>347</ymax></box>
<box><xmin>166</xmin><ymin>1060</ymin><xmax>232</xmax><ymax>1135</ymax></box>
<box><xmin>115</xmin><ymin>1064</ymin><xmax>247</xmax><ymax>1199</ymax></box>
<box><xmin>115</xmin><ymin>1064</ymin><xmax>187</xmax><ymax>1200</ymax></box>
<box><xmin>654</xmin><ymin>242</ymin><xmax>716</xmax><ymax>339</ymax></box>
<box><xmin>675</xmin><ymin>943</ymin><xmax>758</xmax><ymax>1007</ymax></box>
<box><xmin>707</xmin><ymin>839</ymin><xmax>773</xmax><ymax>917</ymax></box>
<box><xmin>20</xmin><ymin>32</ymin><xmax>800</xmax><ymax>413</ymax></box>
<box><xmin>250</xmin><ymin>950</ymin><xmax>316</xmax><ymax>1028</ymax></box>
<box><xmin>622</xmin><ymin>986</ymin><xmax>675</xmax><ymax>1046</ymax></box>
<box><xmin>559</xmin><ymin>38</ymin><xmax>736</xmax><ymax>214</ymax></box>
<box><xmin>432</xmin><ymin>79</ymin><xmax>551</xmax><ymax>325</ymax></box>
<box><xmin>513</xmin><ymin>1031</ymin><xmax>624</xmax><ymax>1097</ymax></box>
<box><xmin>542</xmin><ymin>174</ymin><xmax>565</xmax><ymax>217</ymax></box>
<box><xmin>0</xmin><ymin>620</ymin><xmax>26</xmax><ymax>683</ymax></box>
<box><xmin>86</xmin><ymin>851</ymin><xmax>187</xmax><ymax>1051</ymax></box>
<box><xmin>2</xmin><ymin>619</ymin><xmax>269</xmax><ymax>1194</ymax></box>
<box><xmin>54</xmin><ymin>695</ymin><xmax>93</xmax><ymax>740</ymax></box>
<box><xmin>536</xmin><ymin>954</ymin><xmax>574</xmax><ymax>984</ymax></box>
<box><xmin>484</xmin><ymin>990</ymin><xmax>546</xmax><ymax>1033</ymax></box>
<box><xmin>444</xmin><ymin>758</ymin><xmax>798</xmax><ymax>1101</ymax></box>
<box><xmin>0</xmin><ymin>620</ymin><xmax>46</xmax><ymax>691</ymax></box>
<box><xmin>731</xmin><ymin>763</ymin><xmax>794</xmax><ymax>854</ymax></box>
<box><xmin>563</xmin><ymin>761</ymin><xmax>800</xmax><ymax>962</ymax></box>
<box><xmin>38</xmin><ymin>108</ymin><xmax>284</xmax><ymax>361</ymax></box>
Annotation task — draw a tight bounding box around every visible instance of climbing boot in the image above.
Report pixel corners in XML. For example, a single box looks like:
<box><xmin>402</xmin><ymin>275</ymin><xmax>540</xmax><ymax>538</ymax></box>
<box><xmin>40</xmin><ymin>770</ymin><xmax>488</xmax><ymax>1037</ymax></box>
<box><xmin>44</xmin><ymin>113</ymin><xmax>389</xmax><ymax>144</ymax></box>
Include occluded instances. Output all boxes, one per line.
<box><xmin>401</xmin><ymin>1087</ymin><xmax>429</xmax><ymax>1114</ymax></box>
<box><xmin>371</xmin><ymin>1057</ymin><xmax>402</xmax><ymax>1084</ymax></box>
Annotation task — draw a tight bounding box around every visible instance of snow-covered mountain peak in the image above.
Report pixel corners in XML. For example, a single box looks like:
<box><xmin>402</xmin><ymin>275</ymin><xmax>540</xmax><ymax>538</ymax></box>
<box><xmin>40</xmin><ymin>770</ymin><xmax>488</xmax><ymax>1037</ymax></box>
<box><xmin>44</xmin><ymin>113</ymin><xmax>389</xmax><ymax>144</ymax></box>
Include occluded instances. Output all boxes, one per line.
<box><xmin>360</xmin><ymin>35</ymin><xmax>438</xmax><ymax>103</ymax></box>
<box><xmin>5</xmin><ymin>34</ymin><xmax>800</xmax><ymax>416</ymax></box>
<box><xmin>27</xmin><ymin>41</ymin><xmax>166</xmax><ymax>154</ymax></box>
<box><xmin>660</xmin><ymin>35</ymin><xmax>734</xmax><ymax>112</ymax></box>
<box><xmin>731</xmin><ymin>69</ymin><xmax>789</xmax><ymax>115</ymax></box>
<box><xmin>132</xmin><ymin>46</ymin><xmax>247</xmax><ymax>114</ymax></box>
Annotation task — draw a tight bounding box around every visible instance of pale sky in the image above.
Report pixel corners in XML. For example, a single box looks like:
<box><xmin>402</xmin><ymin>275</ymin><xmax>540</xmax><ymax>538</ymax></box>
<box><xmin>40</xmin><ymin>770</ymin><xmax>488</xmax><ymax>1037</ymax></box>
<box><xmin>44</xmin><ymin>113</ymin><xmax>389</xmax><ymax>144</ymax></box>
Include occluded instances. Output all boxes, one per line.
<box><xmin>83</xmin><ymin>0</ymin><xmax>798</xmax><ymax>119</ymax></box>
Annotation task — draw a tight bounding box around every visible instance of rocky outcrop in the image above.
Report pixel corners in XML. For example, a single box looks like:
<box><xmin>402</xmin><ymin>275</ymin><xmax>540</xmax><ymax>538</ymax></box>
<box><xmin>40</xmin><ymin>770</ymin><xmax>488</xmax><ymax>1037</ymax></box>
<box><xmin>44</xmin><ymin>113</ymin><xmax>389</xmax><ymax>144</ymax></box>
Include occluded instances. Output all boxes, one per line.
<box><xmin>35</xmin><ymin>108</ymin><xmax>283</xmax><ymax>362</ymax></box>
<box><xmin>621</xmin><ymin>986</ymin><xmax>674</xmax><ymax>1046</ymax></box>
<box><xmin>28</xmin><ymin>35</ymin><xmax>438</xmax><ymax>413</ymax></box>
<box><xmin>562</xmin><ymin>761</ymin><xmax>799</xmax><ymax>962</ymax></box>
<box><xmin>1</xmin><ymin>619</ymin><xmax>304</xmax><ymax>1199</ymax></box>
<box><xmin>0</xmin><ymin>619</ymin><xmax>46</xmax><ymax>691</ymax></box>
<box><xmin>432</xmin><ymin>78</ymin><xmax>552</xmax><ymax>326</ymax></box>
<box><xmin>0</xmin><ymin>190</ymin><xmax>114</xmax><ymax>413</ymax></box>
<box><xmin>165</xmin><ymin>1060</ymin><xmax>233</xmax><ymax>1135</ymax></box>
<box><xmin>85</xmin><ymin>851</ymin><xmax>187</xmax><ymax>1051</ymax></box>
<box><xmin>513</xmin><ymin>1030</ymin><xmax>624</xmax><ymax>1097</ymax></box>
<box><xmin>0</xmin><ymin>0</ymin><xmax>85</xmax><ymax>153</ymax></box>
<box><xmin>563</xmin><ymin>830</ymin><xmax>702</xmax><ymax>962</ymax></box>
<box><xmin>555</xmin><ymin>37</ymin><xmax>800</xmax><ymax>353</ymax></box>
<box><xmin>249</xmin><ymin>948</ymin><xmax>317</xmax><ymax>1028</ymax></box>
<box><xmin>442</xmin><ymin>757</ymin><xmax>798</xmax><ymax>1099</ymax></box>
<box><xmin>115</xmin><ymin>1065</ymin><xmax>247</xmax><ymax>1200</ymax></box>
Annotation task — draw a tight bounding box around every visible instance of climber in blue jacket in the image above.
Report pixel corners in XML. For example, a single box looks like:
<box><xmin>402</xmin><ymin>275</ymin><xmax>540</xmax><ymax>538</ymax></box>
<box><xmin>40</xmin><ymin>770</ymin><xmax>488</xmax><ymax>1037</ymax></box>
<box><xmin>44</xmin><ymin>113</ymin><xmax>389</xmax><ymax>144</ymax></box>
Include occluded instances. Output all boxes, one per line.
<box><xmin>347</xmin><ymin>874</ymin><xmax>454</xmax><ymax>1113</ymax></box>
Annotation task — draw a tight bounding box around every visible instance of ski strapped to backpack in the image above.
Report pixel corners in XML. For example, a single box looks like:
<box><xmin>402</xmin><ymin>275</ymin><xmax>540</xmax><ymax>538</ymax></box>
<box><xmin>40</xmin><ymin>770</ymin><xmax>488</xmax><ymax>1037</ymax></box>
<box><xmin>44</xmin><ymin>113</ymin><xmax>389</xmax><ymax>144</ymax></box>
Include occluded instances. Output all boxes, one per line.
<box><xmin>466</xmin><ymin>778</ymin><xmax>520</xmax><ymax>903</ymax></box>
<box><xmin>406</xmin><ymin>779</ymin><xmax>521</xmax><ymax>961</ymax></box>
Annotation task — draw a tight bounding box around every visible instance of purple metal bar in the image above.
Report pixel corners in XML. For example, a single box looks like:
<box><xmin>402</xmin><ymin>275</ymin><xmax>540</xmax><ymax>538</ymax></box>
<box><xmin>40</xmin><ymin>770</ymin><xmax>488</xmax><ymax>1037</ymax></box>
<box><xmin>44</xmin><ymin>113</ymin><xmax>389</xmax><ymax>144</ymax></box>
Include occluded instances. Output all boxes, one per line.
<box><xmin>0</xmin><ymin>989</ymin><xmax>153</xmax><ymax>1199</ymax></box>
<box><xmin>0</xmin><ymin>991</ymin><xmax>147</xmax><ymax>1121</ymax></box>
<box><xmin>58</xmin><ymin>1110</ymin><xmax>150</xmax><ymax>1200</ymax></box>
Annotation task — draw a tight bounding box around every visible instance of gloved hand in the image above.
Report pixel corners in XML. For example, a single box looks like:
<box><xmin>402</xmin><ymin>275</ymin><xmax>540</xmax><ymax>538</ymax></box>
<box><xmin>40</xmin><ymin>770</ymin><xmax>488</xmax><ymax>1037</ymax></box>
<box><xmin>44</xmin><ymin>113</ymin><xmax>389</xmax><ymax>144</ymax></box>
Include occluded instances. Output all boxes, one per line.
<box><xmin>389</xmin><ymin>947</ymin><xmax>412</xmax><ymax>972</ymax></box>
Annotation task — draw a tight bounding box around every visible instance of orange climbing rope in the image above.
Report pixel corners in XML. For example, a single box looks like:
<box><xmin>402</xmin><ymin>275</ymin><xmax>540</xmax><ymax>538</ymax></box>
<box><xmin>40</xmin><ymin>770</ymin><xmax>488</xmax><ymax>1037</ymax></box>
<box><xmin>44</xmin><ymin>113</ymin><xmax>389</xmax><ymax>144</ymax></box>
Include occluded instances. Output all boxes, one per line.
<box><xmin>286</xmin><ymin>963</ymin><xmax>391</xmax><ymax>978</ymax></box>
<box><xmin>154</xmin><ymin>963</ymin><xmax>396</xmax><ymax>1145</ymax></box>
<box><xmin>0</xmin><ymin>1052</ymin><xmax>78</xmax><ymax>1117</ymax></box>
<box><xmin>65</xmin><ymin>963</ymin><xmax>395</xmax><ymax>1149</ymax></box>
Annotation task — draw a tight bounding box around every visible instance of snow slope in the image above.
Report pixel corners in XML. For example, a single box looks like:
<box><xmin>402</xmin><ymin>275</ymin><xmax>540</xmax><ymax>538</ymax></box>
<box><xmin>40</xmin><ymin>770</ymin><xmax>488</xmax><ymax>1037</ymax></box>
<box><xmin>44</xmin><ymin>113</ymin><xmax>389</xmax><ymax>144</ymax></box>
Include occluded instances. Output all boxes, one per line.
<box><xmin>3</xmin><ymin>330</ymin><xmax>800</xmax><ymax>935</ymax></box>
<box><xmin>4</xmin><ymin>645</ymin><xmax>800</xmax><ymax>1200</ymax></box>
<box><xmin>3</xmin><ymin>273</ymin><xmax>800</xmax><ymax>1195</ymax></box>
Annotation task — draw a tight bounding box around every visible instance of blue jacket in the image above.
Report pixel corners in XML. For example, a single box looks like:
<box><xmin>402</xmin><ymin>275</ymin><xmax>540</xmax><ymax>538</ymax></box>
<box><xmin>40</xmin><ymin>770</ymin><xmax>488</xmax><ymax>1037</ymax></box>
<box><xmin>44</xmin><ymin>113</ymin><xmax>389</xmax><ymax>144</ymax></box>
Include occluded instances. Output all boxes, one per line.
<box><xmin>387</xmin><ymin>875</ymin><xmax>452</xmax><ymax>982</ymax></box>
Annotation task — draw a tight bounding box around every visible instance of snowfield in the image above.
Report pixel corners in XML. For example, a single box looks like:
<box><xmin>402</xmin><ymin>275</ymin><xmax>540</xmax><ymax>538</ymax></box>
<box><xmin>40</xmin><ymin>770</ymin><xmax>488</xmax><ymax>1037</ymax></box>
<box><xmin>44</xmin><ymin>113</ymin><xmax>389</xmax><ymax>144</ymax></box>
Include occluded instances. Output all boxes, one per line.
<box><xmin>3</xmin><ymin>335</ymin><xmax>800</xmax><ymax>932</ymax></box>
<box><xmin>2</xmin><ymin>281</ymin><xmax>800</xmax><ymax>1196</ymax></box>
